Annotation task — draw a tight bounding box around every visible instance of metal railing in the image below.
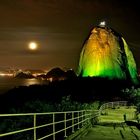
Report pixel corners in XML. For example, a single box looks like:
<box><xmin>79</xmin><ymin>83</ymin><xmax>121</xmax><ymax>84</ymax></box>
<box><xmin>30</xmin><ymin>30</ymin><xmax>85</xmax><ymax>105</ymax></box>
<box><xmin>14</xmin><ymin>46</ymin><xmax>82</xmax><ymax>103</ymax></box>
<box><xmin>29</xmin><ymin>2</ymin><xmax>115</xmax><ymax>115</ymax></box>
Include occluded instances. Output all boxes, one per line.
<box><xmin>0</xmin><ymin>101</ymin><xmax>127</xmax><ymax>140</ymax></box>
<box><xmin>0</xmin><ymin>110</ymin><xmax>98</xmax><ymax>140</ymax></box>
<box><xmin>99</xmin><ymin>101</ymin><xmax>128</xmax><ymax>115</ymax></box>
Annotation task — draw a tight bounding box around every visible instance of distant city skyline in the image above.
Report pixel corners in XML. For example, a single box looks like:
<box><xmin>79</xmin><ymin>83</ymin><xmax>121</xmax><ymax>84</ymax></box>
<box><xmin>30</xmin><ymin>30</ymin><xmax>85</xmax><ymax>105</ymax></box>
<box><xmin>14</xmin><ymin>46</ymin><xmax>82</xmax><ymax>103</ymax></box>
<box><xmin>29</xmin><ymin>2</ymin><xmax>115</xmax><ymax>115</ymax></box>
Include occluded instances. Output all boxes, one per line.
<box><xmin>0</xmin><ymin>0</ymin><xmax>140</xmax><ymax>72</ymax></box>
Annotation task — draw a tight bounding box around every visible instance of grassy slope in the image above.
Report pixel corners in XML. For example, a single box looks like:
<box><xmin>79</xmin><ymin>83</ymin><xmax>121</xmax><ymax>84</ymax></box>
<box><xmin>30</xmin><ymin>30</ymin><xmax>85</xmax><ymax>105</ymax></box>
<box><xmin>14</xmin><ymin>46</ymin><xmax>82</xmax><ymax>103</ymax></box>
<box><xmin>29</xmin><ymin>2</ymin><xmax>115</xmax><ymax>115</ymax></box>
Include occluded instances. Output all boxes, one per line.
<box><xmin>80</xmin><ymin>107</ymin><xmax>140</xmax><ymax>140</ymax></box>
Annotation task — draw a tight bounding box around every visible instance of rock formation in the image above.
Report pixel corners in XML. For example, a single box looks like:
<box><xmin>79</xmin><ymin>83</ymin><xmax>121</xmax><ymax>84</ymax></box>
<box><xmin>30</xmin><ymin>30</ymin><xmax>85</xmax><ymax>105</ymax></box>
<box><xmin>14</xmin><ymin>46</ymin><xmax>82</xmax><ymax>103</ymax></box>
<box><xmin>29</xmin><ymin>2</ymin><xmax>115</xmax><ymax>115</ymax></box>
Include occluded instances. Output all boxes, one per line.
<box><xmin>77</xmin><ymin>25</ymin><xmax>138</xmax><ymax>84</ymax></box>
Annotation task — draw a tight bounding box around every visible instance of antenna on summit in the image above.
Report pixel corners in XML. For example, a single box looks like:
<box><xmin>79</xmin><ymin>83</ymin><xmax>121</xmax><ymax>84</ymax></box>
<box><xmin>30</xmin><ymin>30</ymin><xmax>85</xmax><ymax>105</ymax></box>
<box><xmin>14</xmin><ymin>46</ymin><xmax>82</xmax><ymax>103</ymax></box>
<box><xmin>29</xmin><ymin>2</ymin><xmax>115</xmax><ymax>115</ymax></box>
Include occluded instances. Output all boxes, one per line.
<box><xmin>99</xmin><ymin>21</ymin><xmax>106</xmax><ymax>27</ymax></box>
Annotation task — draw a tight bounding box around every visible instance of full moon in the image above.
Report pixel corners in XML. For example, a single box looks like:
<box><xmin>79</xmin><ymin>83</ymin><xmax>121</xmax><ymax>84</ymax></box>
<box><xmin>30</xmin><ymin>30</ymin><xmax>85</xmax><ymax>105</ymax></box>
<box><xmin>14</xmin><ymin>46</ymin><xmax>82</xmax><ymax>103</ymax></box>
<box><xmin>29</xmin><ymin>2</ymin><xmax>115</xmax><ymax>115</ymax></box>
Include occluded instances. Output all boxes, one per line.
<box><xmin>28</xmin><ymin>42</ymin><xmax>38</xmax><ymax>50</ymax></box>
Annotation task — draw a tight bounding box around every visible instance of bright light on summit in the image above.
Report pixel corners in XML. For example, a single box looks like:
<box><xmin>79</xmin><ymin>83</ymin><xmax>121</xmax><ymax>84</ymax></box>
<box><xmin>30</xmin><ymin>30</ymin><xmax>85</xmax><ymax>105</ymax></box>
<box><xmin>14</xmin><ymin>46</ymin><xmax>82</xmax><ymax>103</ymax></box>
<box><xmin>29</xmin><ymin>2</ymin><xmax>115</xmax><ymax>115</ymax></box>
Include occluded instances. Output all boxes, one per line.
<box><xmin>99</xmin><ymin>21</ymin><xmax>106</xmax><ymax>27</ymax></box>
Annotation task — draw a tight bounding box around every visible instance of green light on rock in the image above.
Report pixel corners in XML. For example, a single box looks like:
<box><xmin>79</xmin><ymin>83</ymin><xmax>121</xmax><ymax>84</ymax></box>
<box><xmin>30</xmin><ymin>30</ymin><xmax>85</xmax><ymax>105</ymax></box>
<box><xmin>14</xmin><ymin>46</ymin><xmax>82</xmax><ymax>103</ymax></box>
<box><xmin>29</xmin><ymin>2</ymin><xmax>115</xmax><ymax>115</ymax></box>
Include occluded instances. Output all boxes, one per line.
<box><xmin>77</xmin><ymin>26</ymin><xmax>139</xmax><ymax>84</ymax></box>
<box><xmin>122</xmin><ymin>37</ymin><xmax>138</xmax><ymax>84</ymax></box>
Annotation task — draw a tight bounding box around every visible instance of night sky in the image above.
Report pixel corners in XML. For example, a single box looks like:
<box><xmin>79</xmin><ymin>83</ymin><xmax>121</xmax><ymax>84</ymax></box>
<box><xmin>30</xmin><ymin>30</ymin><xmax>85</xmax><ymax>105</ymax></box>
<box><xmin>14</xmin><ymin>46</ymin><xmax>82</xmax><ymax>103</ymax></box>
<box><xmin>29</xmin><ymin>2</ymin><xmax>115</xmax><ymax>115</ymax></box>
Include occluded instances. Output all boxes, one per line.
<box><xmin>0</xmin><ymin>0</ymin><xmax>140</xmax><ymax>72</ymax></box>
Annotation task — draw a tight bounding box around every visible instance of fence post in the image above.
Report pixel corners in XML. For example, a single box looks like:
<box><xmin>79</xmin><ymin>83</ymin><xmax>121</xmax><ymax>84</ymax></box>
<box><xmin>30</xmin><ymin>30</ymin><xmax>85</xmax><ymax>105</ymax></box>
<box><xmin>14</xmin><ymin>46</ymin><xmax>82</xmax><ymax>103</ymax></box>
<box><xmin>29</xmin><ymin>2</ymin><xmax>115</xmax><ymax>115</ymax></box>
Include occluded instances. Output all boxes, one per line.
<box><xmin>88</xmin><ymin>110</ymin><xmax>91</xmax><ymax>124</ymax></box>
<box><xmin>82</xmin><ymin>111</ymin><xmax>85</xmax><ymax>127</ymax></box>
<box><xmin>112</xmin><ymin>102</ymin><xmax>113</xmax><ymax>108</ymax></box>
<box><xmin>81</xmin><ymin>111</ymin><xmax>83</xmax><ymax>127</ymax></box>
<box><xmin>105</xmin><ymin>103</ymin><xmax>108</xmax><ymax>109</ymax></box>
<box><xmin>78</xmin><ymin>112</ymin><xmax>80</xmax><ymax>129</ymax></box>
<box><xmin>72</xmin><ymin>112</ymin><xmax>74</xmax><ymax>133</ymax></box>
<box><xmin>53</xmin><ymin>113</ymin><xmax>55</xmax><ymax>140</ymax></box>
<box><xmin>34</xmin><ymin>114</ymin><xmax>36</xmax><ymax>140</ymax></box>
<box><xmin>64</xmin><ymin>113</ymin><xmax>67</xmax><ymax>138</ymax></box>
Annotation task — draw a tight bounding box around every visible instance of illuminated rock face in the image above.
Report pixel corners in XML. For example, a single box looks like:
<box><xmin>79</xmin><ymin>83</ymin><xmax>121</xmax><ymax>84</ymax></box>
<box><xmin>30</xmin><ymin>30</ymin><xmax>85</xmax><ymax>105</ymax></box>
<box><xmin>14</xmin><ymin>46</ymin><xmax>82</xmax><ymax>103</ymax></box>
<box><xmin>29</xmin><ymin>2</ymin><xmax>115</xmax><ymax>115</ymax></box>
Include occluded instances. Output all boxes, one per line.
<box><xmin>77</xmin><ymin>26</ymin><xmax>138</xmax><ymax>84</ymax></box>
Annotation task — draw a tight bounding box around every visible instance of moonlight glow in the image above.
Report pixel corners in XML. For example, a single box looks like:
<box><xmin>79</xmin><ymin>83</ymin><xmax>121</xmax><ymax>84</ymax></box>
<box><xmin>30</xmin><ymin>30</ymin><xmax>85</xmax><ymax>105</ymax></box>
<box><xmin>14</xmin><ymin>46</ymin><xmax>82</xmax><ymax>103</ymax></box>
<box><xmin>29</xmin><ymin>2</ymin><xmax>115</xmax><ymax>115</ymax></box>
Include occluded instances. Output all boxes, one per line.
<box><xmin>28</xmin><ymin>42</ymin><xmax>38</xmax><ymax>50</ymax></box>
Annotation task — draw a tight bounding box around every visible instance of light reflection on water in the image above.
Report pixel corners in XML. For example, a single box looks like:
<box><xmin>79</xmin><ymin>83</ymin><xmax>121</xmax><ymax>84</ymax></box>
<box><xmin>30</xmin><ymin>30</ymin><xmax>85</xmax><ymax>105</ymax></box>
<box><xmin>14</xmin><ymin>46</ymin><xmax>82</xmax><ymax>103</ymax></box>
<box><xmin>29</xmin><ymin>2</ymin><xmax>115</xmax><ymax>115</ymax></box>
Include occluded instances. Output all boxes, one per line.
<box><xmin>0</xmin><ymin>77</ymin><xmax>48</xmax><ymax>94</ymax></box>
<box><xmin>22</xmin><ymin>78</ymin><xmax>43</xmax><ymax>86</ymax></box>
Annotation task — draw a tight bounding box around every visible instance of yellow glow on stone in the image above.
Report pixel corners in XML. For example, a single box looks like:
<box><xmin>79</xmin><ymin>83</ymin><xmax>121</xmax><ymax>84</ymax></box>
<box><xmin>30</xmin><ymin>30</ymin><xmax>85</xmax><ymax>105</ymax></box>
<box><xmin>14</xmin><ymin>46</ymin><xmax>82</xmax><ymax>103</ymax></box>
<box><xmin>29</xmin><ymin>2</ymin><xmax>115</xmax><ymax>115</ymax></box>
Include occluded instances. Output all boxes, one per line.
<box><xmin>77</xmin><ymin>27</ymin><xmax>138</xmax><ymax>83</ymax></box>
<box><xmin>78</xmin><ymin>27</ymin><xmax>124</xmax><ymax>79</ymax></box>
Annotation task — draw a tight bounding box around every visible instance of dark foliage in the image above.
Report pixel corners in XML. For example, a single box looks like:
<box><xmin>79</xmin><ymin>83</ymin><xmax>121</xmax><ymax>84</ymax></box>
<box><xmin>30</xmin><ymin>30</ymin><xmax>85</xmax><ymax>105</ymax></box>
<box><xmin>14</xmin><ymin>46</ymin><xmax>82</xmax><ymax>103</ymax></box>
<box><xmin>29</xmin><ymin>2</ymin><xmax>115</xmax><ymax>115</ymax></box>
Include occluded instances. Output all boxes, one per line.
<box><xmin>0</xmin><ymin>77</ymin><xmax>137</xmax><ymax>113</ymax></box>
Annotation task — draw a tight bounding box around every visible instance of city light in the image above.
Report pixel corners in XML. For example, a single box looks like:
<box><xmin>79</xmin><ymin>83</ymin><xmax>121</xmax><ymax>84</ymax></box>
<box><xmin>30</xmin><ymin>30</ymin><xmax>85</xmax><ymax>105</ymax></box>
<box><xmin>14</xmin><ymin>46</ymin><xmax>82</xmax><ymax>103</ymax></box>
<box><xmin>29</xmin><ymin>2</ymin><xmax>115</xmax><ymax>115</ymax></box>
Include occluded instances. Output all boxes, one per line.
<box><xmin>0</xmin><ymin>73</ymin><xmax>13</xmax><ymax>77</ymax></box>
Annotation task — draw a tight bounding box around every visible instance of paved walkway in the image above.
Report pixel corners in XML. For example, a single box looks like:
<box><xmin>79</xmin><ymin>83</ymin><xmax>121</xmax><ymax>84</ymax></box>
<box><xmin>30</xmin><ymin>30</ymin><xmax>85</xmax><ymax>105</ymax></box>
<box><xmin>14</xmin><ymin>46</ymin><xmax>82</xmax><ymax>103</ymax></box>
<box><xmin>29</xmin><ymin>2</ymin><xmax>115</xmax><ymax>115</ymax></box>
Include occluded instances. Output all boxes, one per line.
<box><xmin>79</xmin><ymin>107</ymin><xmax>140</xmax><ymax>140</ymax></box>
<box><xmin>79</xmin><ymin>124</ymin><xmax>140</xmax><ymax>140</ymax></box>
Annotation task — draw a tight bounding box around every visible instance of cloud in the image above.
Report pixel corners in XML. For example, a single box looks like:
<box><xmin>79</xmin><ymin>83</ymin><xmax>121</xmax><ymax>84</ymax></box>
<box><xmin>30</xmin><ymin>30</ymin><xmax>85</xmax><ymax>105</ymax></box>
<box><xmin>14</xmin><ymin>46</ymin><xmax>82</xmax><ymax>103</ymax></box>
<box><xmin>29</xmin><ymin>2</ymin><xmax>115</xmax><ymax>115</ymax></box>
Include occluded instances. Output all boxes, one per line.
<box><xmin>0</xmin><ymin>0</ymin><xmax>138</xmax><ymax>27</ymax></box>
